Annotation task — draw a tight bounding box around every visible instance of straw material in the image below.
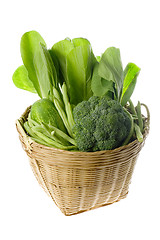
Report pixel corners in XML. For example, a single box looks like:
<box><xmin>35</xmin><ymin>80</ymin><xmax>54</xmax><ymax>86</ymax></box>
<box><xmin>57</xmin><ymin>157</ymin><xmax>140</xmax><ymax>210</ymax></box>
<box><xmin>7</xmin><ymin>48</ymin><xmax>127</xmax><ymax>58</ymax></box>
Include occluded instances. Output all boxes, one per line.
<box><xmin>16</xmin><ymin>106</ymin><xmax>149</xmax><ymax>216</ymax></box>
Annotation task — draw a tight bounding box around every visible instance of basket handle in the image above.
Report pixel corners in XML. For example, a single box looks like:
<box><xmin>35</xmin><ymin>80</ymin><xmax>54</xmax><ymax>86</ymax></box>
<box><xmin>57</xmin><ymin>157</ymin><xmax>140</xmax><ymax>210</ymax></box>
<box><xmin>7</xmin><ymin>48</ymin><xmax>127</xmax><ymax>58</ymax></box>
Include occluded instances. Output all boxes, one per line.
<box><xmin>16</xmin><ymin>119</ymin><xmax>33</xmax><ymax>153</ymax></box>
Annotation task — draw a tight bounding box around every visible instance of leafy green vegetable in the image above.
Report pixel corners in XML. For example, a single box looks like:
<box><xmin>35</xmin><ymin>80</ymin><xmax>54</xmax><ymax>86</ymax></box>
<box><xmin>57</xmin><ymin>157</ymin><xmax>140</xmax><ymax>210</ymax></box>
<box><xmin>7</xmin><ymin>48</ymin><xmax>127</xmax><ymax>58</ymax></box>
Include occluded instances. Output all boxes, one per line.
<box><xmin>20</xmin><ymin>31</ymin><xmax>45</xmax><ymax>97</ymax></box>
<box><xmin>12</xmin><ymin>65</ymin><xmax>36</xmax><ymax>93</ymax></box>
<box><xmin>66</xmin><ymin>43</ymin><xmax>93</xmax><ymax>104</ymax></box>
<box><xmin>91</xmin><ymin>47</ymin><xmax>141</xmax><ymax>108</ymax></box>
<box><xmin>51</xmin><ymin>38</ymin><xmax>74</xmax><ymax>83</ymax></box>
<box><xmin>96</xmin><ymin>56</ymin><xmax>101</xmax><ymax>62</ymax></box>
<box><xmin>20</xmin><ymin>31</ymin><xmax>58</xmax><ymax>100</ymax></box>
<box><xmin>91</xmin><ymin>62</ymin><xmax>115</xmax><ymax>98</ymax></box>
<box><xmin>98</xmin><ymin>47</ymin><xmax>124</xmax><ymax>101</ymax></box>
<box><xmin>51</xmin><ymin>38</ymin><xmax>96</xmax><ymax>105</ymax></box>
<box><xmin>121</xmin><ymin>63</ymin><xmax>140</xmax><ymax>106</ymax></box>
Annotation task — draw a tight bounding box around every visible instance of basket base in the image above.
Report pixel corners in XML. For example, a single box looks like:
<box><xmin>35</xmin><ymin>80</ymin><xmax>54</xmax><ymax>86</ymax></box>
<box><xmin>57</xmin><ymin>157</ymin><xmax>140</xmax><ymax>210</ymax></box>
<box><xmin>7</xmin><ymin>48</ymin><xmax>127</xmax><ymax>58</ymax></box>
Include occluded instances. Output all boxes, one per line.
<box><xmin>61</xmin><ymin>192</ymin><xmax>128</xmax><ymax>216</ymax></box>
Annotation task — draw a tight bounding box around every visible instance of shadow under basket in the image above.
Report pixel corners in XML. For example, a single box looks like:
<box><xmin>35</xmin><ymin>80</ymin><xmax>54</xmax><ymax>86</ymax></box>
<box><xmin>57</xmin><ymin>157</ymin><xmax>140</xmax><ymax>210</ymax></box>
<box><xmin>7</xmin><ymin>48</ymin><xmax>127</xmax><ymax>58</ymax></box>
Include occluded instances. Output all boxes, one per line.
<box><xmin>16</xmin><ymin>106</ymin><xmax>150</xmax><ymax>216</ymax></box>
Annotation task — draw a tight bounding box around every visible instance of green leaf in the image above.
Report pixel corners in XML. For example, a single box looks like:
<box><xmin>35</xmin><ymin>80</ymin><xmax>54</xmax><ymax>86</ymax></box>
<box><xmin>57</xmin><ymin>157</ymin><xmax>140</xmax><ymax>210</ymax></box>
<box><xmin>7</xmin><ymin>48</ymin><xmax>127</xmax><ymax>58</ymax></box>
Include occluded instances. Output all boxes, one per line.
<box><xmin>40</xmin><ymin>44</ymin><xmax>58</xmax><ymax>89</ymax></box>
<box><xmin>72</xmin><ymin>38</ymin><xmax>97</xmax><ymax>69</ymax></box>
<box><xmin>66</xmin><ymin>43</ymin><xmax>93</xmax><ymax>104</ymax></box>
<box><xmin>51</xmin><ymin>37</ymin><xmax>96</xmax><ymax>105</ymax></box>
<box><xmin>33</xmin><ymin>43</ymin><xmax>59</xmax><ymax>99</ymax></box>
<box><xmin>72</xmin><ymin>38</ymin><xmax>91</xmax><ymax>47</ymax></box>
<box><xmin>91</xmin><ymin>62</ymin><xmax>114</xmax><ymax>97</ymax></box>
<box><xmin>51</xmin><ymin>38</ymin><xmax>74</xmax><ymax>82</ymax></box>
<box><xmin>12</xmin><ymin>65</ymin><xmax>37</xmax><ymax>93</ymax></box>
<box><xmin>96</xmin><ymin>56</ymin><xmax>101</xmax><ymax>62</ymax></box>
<box><xmin>20</xmin><ymin>30</ymin><xmax>57</xmax><ymax>99</ymax></box>
<box><xmin>98</xmin><ymin>47</ymin><xmax>124</xmax><ymax>100</ymax></box>
<box><xmin>20</xmin><ymin>31</ymin><xmax>46</xmax><ymax>97</ymax></box>
<box><xmin>49</xmin><ymin>49</ymin><xmax>62</xmax><ymax>84</ymax></box>
<box><xmin>121</xmin><ymin>63</ymin><xmax>140</xmax><ymax>106</ymax></box>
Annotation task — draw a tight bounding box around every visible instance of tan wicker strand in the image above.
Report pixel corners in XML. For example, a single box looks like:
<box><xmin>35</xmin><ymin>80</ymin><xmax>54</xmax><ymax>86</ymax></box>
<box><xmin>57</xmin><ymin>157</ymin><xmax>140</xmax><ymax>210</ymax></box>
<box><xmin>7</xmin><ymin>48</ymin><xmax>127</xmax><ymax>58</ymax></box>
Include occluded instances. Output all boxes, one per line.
<box><xmin>15</xmin><ymin>106</ymin><xmax>149</xmax><ymax>216</ymax></box>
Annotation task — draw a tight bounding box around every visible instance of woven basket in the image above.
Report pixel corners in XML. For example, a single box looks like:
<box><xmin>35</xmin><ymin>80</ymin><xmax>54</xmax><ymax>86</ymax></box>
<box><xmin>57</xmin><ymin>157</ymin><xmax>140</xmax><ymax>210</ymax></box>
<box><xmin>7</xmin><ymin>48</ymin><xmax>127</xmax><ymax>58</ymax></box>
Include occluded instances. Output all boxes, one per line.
<box><xmin>16</xmin><ymin>106</ymin><xmax>149</xmax><ymax>216</ymax></box>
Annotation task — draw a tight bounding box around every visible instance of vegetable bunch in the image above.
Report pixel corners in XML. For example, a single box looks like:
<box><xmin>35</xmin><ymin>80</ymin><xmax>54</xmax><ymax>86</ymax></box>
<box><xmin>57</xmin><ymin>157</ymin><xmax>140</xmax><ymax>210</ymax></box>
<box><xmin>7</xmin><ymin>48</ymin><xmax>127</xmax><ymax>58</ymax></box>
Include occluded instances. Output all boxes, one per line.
<box><xmin>13</xmin><ymin>30</ymin><xmax>148</xmax><ymax>151</ymax></box>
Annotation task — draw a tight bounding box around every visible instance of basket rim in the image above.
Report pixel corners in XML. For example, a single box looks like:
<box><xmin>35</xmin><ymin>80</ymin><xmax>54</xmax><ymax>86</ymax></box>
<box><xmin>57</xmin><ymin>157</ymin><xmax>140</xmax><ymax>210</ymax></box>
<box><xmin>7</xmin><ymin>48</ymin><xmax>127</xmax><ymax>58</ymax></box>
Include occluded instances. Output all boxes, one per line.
<box><xmin>16</xmin><ymin>104</ymin><xmax>150</xmax><ymax>157</ymax></box>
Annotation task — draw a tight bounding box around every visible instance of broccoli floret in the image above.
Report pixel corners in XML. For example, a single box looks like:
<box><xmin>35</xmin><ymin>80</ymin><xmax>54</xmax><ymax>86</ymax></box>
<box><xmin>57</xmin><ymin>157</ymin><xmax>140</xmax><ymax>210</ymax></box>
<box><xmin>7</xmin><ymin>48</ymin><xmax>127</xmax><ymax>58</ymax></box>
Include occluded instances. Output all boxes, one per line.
<box><xmin>72</xmin><ymin>96</ymin><xmax>133</xmax><ymax>152</ymax></box>
<box><xmin>72</xmin><ymin>100</ymin><xmax>90</xmax><ymax>122</ymax></box>
<box><xmin>88</xmin><ymin>96</ymin><xmax>100</xmax><ymax>110</ymax></box>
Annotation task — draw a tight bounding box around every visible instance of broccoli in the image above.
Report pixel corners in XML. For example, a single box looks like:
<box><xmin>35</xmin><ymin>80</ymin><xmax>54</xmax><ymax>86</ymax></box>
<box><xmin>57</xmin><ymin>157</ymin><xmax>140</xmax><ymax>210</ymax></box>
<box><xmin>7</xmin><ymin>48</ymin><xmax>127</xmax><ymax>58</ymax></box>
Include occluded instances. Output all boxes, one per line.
<box><xmin>72</xmin><ymin>96</ymin><xmax>133</xmax><ymax>151</ymax></box>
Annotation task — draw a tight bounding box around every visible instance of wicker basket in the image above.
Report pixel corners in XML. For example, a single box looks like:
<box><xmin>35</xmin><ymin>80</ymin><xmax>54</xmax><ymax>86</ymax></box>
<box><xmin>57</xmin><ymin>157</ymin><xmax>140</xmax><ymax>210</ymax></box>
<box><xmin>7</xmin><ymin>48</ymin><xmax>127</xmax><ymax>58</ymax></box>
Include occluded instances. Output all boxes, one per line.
<box><xmin>16</xmin><ymin>106</ymin><xmax>149</xmax><ymax>216</ymax></box>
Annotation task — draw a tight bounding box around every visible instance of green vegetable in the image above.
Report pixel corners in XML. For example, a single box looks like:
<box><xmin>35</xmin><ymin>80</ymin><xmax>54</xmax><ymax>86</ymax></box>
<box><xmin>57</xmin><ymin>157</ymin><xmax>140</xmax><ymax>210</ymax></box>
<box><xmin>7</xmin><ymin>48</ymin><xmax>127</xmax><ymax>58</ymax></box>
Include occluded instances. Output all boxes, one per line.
<box><xmin>128</xmin><ymin>99</ymin><xmax>137</xmax><ymax>115</ymax></box>
<box><xmin>134</xmin><ymin>123</ymin><xmax>143</xmax><ymax>143</ymax></box>
<box><xmin>72</xmin><ymin>96</ymin><xmax>133</xmax><ymax>151</ymax></box>
<box><xmin>13</xmin><ymin>31</ymin><xmax>59</xmax><ymax>100</ymax></box>
<box><xmin>24</xmin><ymin>120</ymin><xmax>77</xmax><ymax>150</ymax></box>
<box><xmin>98</xmin><ymin>47</ymin><xmax>124</xmax><ymax>101</ymax></box>
<box><xmin>44</xmin><ymin>123</ymin><xmax>76</xmax><ymax>146</ymax></box>
<box><xmin>52</xmin><ymin>82</ymin><xmax>75</xmax><ymax>137</ymax></box>
<box><xmin>61</xmin><ymin>83</ymin><xmax>75</xmax><ymax>129</ymax></box>
<box><xmin>136</xmin><ymin>101</ymin><xmax>143</xmax><ymax>133</ymax></box>
<box><xmin>91</xmin><ymin>47</ymin><xmax>140</xmax><ymax>105</ymax></box>
<box><xmin>24</xmin><ymin>85</ymin><xmax>76</xmax><ymax>148</ymax></box>
<box><xmin>30</xmin><ymin>98</ymin><xmax>66</xmax><ymax>133</ymax></box>
<box><xmin>24</xmin><ymin>98</ymin><xmax>77</xmax><ymax>149</ymax></box>
<box><xmin>51</xmin><ymin>37</ymin><xmax>96</xmax><ymax>105</ymax></box>
<box><xmin>13</xmin><ymin>31</ymin><xmax>147</xmax><ymax>150</ymax></box>
<box><xmin>12</xmin><ymin>65</ymin><xmax>37</xmax><ymax>93</ymax></box>
<box><xmin>121</xmin><ymin>63</ymin><xmax>141</xmax><ymax>106</ymax></box>
<box><xmin>90</xmin><ymin>47</ymin><xmax>144</xmax><ymax>144</ymax></box>
<box><xmin>91</xmin><ymin>62</ymin><xmax>115</xmax><ymax>98</ymax></box>
<box><xmin>128</xmin><ymin>99</ymin><xmax>145</xmax><ymax>142</ymax></box>
<box><xmin>53</xmin><ymin>98</ymin><xmax>73</xmax><ymax>137</ymax></box>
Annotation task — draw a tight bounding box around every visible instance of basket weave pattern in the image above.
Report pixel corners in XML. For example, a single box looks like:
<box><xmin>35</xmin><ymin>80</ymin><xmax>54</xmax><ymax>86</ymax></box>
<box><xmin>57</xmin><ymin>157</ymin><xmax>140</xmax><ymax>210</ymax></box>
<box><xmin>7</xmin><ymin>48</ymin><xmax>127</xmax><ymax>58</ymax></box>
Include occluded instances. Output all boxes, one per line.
<box><xmin>16</xmin><ymin>107</ymin><xmax>149</xmax><ymax>215</ymax></box>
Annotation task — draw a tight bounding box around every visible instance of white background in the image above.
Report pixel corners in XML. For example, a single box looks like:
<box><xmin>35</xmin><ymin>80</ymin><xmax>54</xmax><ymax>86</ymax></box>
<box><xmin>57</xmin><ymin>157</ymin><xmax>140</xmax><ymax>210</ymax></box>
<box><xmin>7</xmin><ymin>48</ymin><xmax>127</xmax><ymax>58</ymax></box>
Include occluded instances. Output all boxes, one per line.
<box><xmin>1</xmin><ymin>0</ymin><xmax>159</xmax><ymax>239</ymax></box>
